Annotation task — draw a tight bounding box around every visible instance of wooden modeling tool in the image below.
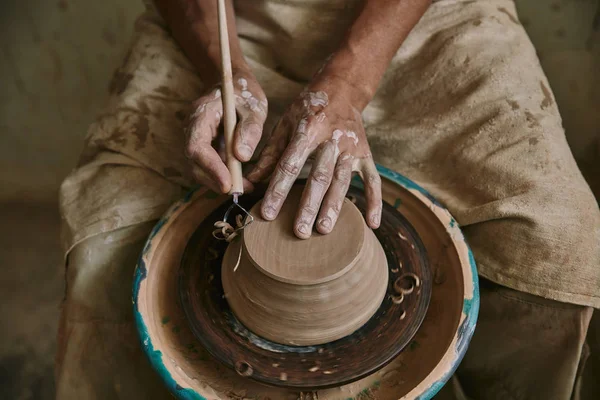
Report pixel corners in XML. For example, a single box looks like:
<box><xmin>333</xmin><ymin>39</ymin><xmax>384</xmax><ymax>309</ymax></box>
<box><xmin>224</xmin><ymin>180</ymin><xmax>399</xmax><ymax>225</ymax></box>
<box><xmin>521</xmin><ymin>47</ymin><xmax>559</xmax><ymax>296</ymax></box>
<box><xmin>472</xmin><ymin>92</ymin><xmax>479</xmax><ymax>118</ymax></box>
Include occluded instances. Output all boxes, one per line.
<box><xmin>216</xmin><ymin>0</ymin><xmax>253</xmax><ymax>228</ymax></box>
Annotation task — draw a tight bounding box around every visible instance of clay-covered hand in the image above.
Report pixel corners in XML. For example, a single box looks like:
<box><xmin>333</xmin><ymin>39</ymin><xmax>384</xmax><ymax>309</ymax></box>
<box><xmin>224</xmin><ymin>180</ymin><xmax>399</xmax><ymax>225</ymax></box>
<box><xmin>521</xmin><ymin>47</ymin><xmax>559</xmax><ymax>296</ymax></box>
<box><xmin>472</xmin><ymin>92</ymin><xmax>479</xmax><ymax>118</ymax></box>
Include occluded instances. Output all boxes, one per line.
<box><xmin>185</xmin><ymin>68</ymin><xmax>267</xmax><ymax>193</ymax></box>
<box><xmin>247</xmin><ymin>79</ymin><xmax>382</xmax><ymax>239</ymax></box>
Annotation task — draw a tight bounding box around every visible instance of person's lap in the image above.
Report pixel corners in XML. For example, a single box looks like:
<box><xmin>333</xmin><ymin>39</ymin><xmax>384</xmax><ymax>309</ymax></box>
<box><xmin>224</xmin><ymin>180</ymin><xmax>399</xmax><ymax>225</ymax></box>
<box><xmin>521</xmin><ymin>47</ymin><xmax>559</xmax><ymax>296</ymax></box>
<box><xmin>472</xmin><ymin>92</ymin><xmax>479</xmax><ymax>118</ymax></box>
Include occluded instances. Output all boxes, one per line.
<box><xmin>57</xmin><ymin>1</ymin><xmax>600</xmax><ymax>399</ymax></box>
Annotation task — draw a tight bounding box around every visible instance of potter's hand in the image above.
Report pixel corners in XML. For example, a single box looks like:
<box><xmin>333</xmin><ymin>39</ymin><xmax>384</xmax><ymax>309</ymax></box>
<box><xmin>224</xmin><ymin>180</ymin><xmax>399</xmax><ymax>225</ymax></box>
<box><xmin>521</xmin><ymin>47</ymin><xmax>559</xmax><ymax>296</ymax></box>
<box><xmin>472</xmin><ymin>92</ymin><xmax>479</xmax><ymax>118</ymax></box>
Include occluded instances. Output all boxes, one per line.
<box><xmin>185</xmin><ymin>68</ymin><xmax>267</xmax><ymax>193</ymax></box>
<box><xmin>247</xmin><ymin>77</ymin><xmax>382</xmax><ymax>239</ymax></box>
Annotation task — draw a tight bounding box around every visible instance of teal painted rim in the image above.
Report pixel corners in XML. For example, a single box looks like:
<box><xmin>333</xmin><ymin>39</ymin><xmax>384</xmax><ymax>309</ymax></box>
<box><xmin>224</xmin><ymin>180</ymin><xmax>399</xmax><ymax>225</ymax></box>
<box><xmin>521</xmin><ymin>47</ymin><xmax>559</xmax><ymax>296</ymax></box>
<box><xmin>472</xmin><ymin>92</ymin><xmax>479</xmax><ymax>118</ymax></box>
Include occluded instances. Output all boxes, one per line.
<box><xmin>132</xmin><ymin>164</ymin><xmax>480</xmax><ymax>400</ymax></box>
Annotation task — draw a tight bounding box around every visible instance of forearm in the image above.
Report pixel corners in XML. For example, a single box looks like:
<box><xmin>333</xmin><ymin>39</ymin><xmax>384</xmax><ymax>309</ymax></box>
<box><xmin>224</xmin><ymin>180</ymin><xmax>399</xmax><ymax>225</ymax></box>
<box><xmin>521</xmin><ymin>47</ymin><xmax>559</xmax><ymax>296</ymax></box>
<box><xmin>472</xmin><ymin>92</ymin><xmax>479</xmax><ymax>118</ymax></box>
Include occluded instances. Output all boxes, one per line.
<box><xmin>153</xmin><ymin>0</ymin><xmax>249</xmax><ymax>86</ymax></box>
<box><xmin>317</xmin><ymin>0</ymin><xmax>431</xmax><ymax>109</ymax></box>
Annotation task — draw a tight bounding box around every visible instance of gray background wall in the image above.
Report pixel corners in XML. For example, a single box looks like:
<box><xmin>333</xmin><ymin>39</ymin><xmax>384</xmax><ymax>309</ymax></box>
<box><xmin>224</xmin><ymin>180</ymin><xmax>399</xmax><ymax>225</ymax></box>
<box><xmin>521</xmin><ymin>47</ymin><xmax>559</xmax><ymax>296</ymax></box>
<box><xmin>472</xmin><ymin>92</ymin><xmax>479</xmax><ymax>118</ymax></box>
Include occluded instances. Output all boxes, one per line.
<box><xmin>0</xmin><ymin>0</ymin><xmax>143</xmax><ymax>202</ymax></box>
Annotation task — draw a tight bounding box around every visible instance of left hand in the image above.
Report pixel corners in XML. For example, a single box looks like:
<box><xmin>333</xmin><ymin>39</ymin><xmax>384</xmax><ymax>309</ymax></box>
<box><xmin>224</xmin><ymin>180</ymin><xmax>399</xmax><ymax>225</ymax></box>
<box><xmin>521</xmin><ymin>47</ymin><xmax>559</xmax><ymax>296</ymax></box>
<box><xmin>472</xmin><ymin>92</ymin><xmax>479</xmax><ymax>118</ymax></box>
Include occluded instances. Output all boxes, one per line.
<box><xmin>247</xmin><ymin>77</ymin><xmax>382</xmax><ymax>239</ymax></box>
<box><xmin>184</xmin><ymin>68</ymin><xmax>267</xmax><ymax>194</ymax></box>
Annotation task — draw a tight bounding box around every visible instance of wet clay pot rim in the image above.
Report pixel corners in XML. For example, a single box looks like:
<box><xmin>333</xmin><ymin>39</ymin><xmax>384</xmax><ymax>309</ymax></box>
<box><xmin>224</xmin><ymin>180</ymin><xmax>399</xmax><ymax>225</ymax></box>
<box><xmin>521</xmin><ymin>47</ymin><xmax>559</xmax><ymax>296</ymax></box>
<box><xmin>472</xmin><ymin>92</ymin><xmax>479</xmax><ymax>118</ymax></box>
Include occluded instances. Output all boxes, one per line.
<box><xmin>133</xmin><ymin>164</ymin><xmax>480</xmax><ymax>400</ymax></box>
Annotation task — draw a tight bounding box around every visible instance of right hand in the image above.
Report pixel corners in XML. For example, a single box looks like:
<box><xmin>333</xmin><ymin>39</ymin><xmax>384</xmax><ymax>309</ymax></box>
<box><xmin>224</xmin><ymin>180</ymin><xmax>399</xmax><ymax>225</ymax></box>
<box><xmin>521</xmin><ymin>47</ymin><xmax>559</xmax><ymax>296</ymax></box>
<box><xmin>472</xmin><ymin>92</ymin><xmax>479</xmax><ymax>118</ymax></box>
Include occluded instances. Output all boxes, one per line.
<box><xmin>185</xmin><ymin>67</ymin><xmax>267</xmax><ymax>193</ymax></box>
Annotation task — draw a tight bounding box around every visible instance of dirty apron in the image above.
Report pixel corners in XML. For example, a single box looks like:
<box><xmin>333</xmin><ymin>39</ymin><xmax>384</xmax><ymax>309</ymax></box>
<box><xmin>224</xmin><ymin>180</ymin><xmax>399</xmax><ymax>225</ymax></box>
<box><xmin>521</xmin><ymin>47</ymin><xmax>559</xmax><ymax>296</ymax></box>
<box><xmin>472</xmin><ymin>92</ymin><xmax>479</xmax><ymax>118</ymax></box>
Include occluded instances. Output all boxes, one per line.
<box><xmin>56</xmin><ymin>0</ymin><xmax>600</xmax><ymax>399</ymax></box>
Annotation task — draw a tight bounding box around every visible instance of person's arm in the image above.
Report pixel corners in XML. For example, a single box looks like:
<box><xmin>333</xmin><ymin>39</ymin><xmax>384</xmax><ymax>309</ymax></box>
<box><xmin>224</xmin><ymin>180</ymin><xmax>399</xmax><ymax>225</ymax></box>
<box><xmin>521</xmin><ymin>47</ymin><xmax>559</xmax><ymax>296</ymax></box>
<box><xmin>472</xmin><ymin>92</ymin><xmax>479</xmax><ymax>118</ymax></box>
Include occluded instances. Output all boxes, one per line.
<box><xmin>249</xmin><ymin>0</ymin><xmax>431</xmax><ymax>238</ymax></box>
<box><xmin>152</xmin><ymin>0</ymin><xmax>247</xmax><ymax>86</ymax></box>
<box><xmin>153</xmin><ymin>0</ymin><xmax>267</xmax><ymax>193</ymax></box>
<box><xmin>316</xmin><ymin>0</ymin><xmax>432</xmax><ymax>109</ymax></box>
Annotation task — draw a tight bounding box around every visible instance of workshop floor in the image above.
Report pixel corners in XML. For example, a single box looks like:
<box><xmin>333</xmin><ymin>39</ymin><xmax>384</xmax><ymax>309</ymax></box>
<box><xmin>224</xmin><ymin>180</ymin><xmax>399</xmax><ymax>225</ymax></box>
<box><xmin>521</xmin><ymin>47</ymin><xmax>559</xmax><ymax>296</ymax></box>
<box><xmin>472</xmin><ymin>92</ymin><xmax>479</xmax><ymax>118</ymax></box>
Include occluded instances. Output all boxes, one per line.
<box><xmin>0</xmin><ymin>0</ymin><xmax>598</xmax><ymax>399</ymax></box>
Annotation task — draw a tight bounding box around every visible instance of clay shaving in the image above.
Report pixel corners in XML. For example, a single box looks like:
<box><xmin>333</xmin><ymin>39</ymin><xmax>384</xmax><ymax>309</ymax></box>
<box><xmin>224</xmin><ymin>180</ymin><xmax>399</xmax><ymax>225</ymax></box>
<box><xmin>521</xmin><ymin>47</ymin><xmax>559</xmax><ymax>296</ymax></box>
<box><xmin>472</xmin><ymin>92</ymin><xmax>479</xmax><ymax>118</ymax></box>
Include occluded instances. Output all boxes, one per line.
<box><xmin>212</xmin><ymin>214</ymin><xmax>246</xmax><ymax>242</ymax></box>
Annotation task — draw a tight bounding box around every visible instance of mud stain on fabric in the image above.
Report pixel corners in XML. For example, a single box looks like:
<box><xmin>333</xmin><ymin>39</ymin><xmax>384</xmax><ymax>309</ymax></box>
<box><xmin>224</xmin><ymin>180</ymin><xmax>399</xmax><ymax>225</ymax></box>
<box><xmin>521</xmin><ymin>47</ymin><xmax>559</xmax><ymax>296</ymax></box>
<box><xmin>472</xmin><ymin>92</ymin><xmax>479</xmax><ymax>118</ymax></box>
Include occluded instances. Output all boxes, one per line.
<box><xmin>133</xmin><ymin>116</ymin><xmax>150</xmax><ymax>150</ymax></box>
<box><xmin>497</xmin><ymin>7</ymin><xmax>519</xmax><ymax>24</ymax></box>
<box><xmin>539</xmin><ymin>81</ymin><xmax>553</xmax><ymax>109</ymax></box>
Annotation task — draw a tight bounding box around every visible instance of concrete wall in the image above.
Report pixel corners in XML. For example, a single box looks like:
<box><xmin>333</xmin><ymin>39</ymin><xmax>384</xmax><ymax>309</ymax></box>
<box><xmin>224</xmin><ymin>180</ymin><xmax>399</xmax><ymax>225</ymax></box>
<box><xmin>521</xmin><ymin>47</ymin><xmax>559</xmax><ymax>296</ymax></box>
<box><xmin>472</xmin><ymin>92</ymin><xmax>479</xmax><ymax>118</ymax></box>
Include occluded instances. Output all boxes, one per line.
<box><xmin>0</xmin><ymin>0</ymin><xmax>142</xmax><ymax>202</ymax></box>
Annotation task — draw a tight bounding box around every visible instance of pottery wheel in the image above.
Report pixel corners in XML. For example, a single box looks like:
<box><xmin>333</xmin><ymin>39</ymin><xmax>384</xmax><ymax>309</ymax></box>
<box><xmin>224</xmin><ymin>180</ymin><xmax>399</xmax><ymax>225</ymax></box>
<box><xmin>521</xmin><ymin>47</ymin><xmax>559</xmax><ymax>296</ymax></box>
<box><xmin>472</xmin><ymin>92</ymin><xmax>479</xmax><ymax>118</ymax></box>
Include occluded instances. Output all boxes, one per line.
<box><xmin>178</xmin><ymin>183</ymin><xmax>432</xmax><ymax>389</ymax></box>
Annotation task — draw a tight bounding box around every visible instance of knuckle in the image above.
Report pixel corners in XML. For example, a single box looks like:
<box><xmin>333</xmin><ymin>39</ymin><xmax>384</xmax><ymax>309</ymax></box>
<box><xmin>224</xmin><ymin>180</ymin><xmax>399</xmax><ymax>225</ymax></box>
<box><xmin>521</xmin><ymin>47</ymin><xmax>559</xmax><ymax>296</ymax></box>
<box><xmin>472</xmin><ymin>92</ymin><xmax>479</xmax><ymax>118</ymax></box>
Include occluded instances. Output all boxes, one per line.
<box><xmin>184</xmin><ymin>144</ymin><xmax>197</xmax><ymax>160</ymax></box>
<box><xmin>278</xmin><ymin>160</ymin><xmax>300</xmax><ymax>176</ymax></box>
<box><xmin>330</xmin><ymin>200</ymin><xmax>342</xmax><ymax>214</ymax></box>
<box><xmin>366</xmin><ymin>172</ymin><xmax>381</xmax><ymax>186</ymax></box>
<box><xmin>303</xmin><ymin>114</ymin><xmax>322</xmax><ymax>129</ymax></box>
<box><xmin>300</xmin><ymin>205</ymin><xmax>319</xmax><ymax>216</ymax></box>
<box><xmin>193</xmin><ymin>97</ymin><xmax>209</xmax><ymax>111</ymax></box>
<box><xmin>241</xmin><ymin>121</ymin><xmax>262</xmax><ymax>137</ymax></box>
<box><xmin>339</xmin><ymin>152</ymin><xmax>354</xmax><ymax>163</ymax></box>
<box><xmin>269</xmin><ymin>188</ymin><xmax>286</xmax><ymax>201</ymax></box>
<box><xmin>186</xmin><ymin>142</ymin><xmax>210</xmax><ymax>162</ymax></box>
<box><xmin>311</xmin><ymin>168</ymin><xmax>331</xmax><ymax>185</ymax></box>
<box><xmin>253</xmin><ymin>109</ymin><xmax>268</xmax><ymax>123</ymax></box>
<box><xmin>293</xmin><ymin>131</ymin><xmax>310</xmax><ymax>143</ymax></box>
<box><xmin>334</xmin><ymin>165</ymin><xmax>351</xmax><ymax>182</ymax></box>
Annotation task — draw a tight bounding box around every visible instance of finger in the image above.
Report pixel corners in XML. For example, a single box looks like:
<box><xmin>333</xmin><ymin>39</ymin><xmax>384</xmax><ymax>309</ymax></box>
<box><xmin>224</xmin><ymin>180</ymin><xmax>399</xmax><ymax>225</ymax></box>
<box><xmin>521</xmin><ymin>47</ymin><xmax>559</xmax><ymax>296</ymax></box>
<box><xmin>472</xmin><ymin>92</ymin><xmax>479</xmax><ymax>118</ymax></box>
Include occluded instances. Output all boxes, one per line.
<box><xmin>187</xmin><ymin>92</ymin><xmax>223</xmax><ymax>143</ymax></box>
<box><xmin>294</xmin><ymin>141</ymin><xmax>336</xmax><ymax>239</ymax></box>
<box><xmin>234</xmin><ymin>106</ymin><xmax>267</xmax><ymax>162</ymax></box>
<box><xmin>186</xmin><ymin>95</ymin><xmax>229</xmax><ymax>191</ymax></box>
<box><xmin>246</xmin><ymin>117</ymin><xmax>292</xmax><ymax>183</ymax></box>
<box><xmin>191</xmin><ymin>165</ymin><xmax>222</xmax><ymax>194</ymax></box>
<box><xmin>261</xmin><ymin>129</ymin><xmax>314</xmax><ymax>221</ymax></box>
<box><xmin>360</xmin><ymin>158</ymin><xmax>382</xmax><ymax>229</ymax></box>
<box><xmin>192</xmin><ymin>164</ymin><xmax>254</xmax><ymax>194</ymax></box>
<box><xmin>242</xmin><ymin>177</ymin><xmax>255</xmax><ymax>193</ymax></box>
<box><xmin>316</xmin><ymin>152</ymin><xmax>354</xmax><ymax>235</ymax></box>
<box><xmin>186</xmin><ymin>142</ymin><xmax>231</xmax><ymax>193</ymax></box>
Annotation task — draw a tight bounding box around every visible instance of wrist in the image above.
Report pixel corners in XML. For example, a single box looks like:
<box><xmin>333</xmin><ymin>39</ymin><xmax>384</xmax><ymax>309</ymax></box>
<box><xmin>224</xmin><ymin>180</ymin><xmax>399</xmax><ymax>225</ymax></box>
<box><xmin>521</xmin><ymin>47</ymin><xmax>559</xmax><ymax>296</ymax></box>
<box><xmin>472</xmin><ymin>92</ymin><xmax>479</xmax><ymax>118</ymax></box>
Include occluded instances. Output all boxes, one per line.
<box><xmin>312</xmin><ymin>69</ymin><xmax>373</xmax><ymax>112</ymax></box>
<box><xmin>313</xmin><ymin>47</ymin><xmax>378</xmax><ymax>110</ymax></box>
<box><xmin>191</xmin><ymin>29</ymin><xmax>249</xmax><ymax>88</ymax></box>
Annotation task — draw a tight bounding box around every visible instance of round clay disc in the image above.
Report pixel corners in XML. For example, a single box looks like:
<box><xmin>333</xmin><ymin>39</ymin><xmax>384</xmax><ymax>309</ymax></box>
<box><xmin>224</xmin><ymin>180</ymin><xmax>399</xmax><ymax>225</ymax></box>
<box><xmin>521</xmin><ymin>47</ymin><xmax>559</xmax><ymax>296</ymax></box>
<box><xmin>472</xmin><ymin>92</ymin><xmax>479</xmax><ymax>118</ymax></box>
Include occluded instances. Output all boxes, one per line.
<box><xmin>243</xmin><ymin>186</ymin><xmax>365</xmax><ymax>285</ymax></box>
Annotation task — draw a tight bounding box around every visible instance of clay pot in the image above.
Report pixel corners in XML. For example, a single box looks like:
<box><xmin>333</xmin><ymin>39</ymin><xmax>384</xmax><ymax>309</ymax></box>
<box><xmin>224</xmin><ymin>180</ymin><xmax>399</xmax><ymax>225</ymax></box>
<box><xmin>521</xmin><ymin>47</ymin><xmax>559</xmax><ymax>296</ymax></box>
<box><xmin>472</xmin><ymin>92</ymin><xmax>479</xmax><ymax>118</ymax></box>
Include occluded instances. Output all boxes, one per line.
<box><xmin>221</xmin><ymin>186</ymin><xmax>389</xmax><ymax>346</ymax></box>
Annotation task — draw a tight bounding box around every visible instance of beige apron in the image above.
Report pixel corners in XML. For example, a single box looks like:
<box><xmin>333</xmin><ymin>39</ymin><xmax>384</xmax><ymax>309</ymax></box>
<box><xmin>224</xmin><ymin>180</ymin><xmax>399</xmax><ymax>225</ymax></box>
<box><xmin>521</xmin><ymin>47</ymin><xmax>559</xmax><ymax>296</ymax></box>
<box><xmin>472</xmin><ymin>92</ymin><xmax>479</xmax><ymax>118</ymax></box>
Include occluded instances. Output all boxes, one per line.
<box><xmin>56</xmin><ymin>0</ymin><xmax>600</xmax><ymax>398</ymax></box>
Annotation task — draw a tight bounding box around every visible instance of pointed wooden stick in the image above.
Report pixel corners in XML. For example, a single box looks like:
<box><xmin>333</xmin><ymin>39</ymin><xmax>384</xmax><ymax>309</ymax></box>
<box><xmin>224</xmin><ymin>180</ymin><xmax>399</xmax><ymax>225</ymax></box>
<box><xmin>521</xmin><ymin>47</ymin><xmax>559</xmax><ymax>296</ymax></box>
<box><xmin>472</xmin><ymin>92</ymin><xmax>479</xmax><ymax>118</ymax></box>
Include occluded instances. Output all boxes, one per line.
<box><xmin>217</xmin><ymin>0</ymin><xmax>244</xmax><ymax>199</ymax></box>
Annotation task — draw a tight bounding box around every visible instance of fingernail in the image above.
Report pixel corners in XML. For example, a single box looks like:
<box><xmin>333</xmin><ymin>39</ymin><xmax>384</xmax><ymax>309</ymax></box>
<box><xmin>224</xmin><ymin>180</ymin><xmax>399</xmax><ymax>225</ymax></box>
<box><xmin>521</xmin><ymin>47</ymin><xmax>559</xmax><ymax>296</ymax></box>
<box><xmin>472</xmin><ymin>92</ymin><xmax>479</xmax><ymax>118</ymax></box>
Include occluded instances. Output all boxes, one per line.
<box><xmin>297</xmin><ymin>223</ymin><xmax>309</xmax><ymax>235</ymax></box>
<box><xmin>370</xmin><ymin>214</ymin><xmax>380</xmax><ymax>227</ymax></box>
<box><xmin>318</xmin><ymin>217</ymin><xmax>331</xmax><ymax>230</ymax></box>
<box><xmin>263</xmin><ymin>206</ymin><xmax>276</xmax><ymax>219</ymax></box>
<box><xmin>239</xmin><ymin>144</ymin><xmax>252</xmax><ymax>160</ymax></box>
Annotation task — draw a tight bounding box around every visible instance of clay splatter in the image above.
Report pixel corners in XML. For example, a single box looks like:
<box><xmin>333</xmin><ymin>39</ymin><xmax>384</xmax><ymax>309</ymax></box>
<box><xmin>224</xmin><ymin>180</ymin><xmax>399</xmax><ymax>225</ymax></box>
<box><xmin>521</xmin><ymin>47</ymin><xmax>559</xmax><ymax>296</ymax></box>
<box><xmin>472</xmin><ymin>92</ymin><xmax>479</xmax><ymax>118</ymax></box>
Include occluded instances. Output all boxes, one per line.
<box><xmin>497</xmin><ymin>7</ymin><xmax>519</xmax><ymax>24</ymax></box>
<box><xmin>525</xmin><ymin>110</ymin><xmax>541</xmax><ymax>128</ymax></box>
<box><xmin>507</xmin><ymin>99</ymin><xmax>520</xmax><ymax>110</ymax></box>
<box><xmin>539</xmin><ymin>81</ymin><xmax>553</xmax><ymax>109</ymax></box>
<box><xmin>132</xmin><ymin>116</ymin><xmax>150</xmax><ymax>151</ymax></box>
<box><xmin>155</xmin><ymin>85</ymin><xmax>180</xmax><ymax>98</ymax></box>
